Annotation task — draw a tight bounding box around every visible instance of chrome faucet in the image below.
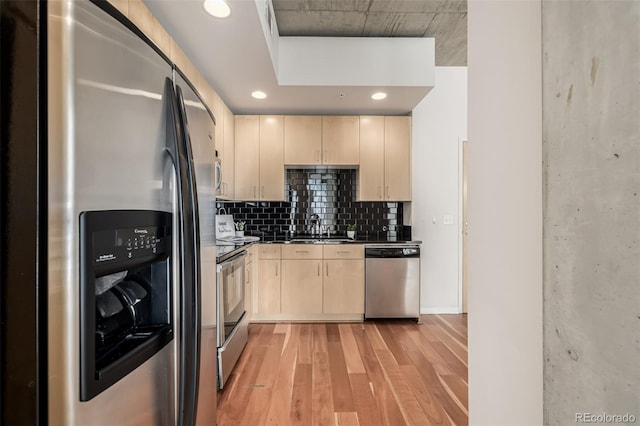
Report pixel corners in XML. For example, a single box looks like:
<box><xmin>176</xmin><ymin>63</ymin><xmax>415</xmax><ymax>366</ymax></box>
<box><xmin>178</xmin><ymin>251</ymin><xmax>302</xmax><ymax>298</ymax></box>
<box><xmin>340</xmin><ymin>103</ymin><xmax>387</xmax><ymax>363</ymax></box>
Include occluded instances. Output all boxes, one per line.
<box><xmin>310</xmin><ymin>213</ymin><xmax>321</xmax><ymax>235</ymax></box>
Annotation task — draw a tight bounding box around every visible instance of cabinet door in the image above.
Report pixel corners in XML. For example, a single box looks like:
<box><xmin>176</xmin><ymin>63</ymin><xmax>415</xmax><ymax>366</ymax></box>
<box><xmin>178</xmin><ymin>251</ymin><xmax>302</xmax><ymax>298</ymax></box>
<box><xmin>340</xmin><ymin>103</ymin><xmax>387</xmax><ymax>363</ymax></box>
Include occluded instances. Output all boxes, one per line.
<box><xmin>281</xmin><ymin>260</ymin><xmax>323</xmax><ymax>314</ymax></box>
<box><xmin>245</xmin><ymin>249</ymin><xmax>253</xmax><ymax>318</ymax></box>
<box><xmin>257</xmin><ymin>259</ymin><xmax>281</xmax><ymax>314</ymax></box>
<box><xmin>384</xmin><ymin>116</ymin><xmax>411</xmax><ymax>201</ymax></box>
<box><xmin>213</xmin><ymin>93</ymin><xmax>224</xmax><ymax>161</ymax></box>
<box><xmin>322</xmin><ymin>116</ymin><xmax>359</xmax><ymax>165</ymax></box>
<box><xmin>358</xmin><ymin>116</ymin><xmax>385</xmax><ymax>201</ymax></box>
<box><xmin>284</xmin><ymin>115</ymin><xmax>322</xmax><ymax>165</ymax></box>
<box><xmin>259</xmin><ymin>115</ymin><xmax>285</xmax><ymax>201</ymax></box>
<box><xmin>222</xmin><ymin>104</ymin><xmax>234</xmax><ymax>199</ymax></box>
<box><xmin>323</xmin><ymin>259</ymin><xmax>364</xmax><ymax>314</ymax></box>
<box><xmin>234</xmin><ymin>115</ymin><xmax>260</xmax><ymax>200</ymax></box>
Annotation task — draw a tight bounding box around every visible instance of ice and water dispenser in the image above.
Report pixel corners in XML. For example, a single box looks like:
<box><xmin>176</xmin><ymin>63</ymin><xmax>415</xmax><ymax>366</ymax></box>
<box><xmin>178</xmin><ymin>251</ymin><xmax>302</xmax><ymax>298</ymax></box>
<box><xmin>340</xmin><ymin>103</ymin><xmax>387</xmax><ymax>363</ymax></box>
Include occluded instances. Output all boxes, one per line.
<box><xmin>79</xmin><ymin>210</ymin><xmax>173</xmax><ymax>401</ymax></box>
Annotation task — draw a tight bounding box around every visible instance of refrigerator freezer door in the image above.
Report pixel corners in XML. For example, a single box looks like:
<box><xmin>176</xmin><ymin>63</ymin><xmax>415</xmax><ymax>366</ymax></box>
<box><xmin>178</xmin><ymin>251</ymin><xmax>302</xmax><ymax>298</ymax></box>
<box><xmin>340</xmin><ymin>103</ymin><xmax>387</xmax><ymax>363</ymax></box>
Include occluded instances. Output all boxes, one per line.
<box><xmin>47</xmin><ymin>1</ymin><xmax>177</xmax><ymax>424</ymax></box>
<box><xmin>174</xmin><ymin>74</ymin><xmax>218</xmax><ymax>425</ymax></box>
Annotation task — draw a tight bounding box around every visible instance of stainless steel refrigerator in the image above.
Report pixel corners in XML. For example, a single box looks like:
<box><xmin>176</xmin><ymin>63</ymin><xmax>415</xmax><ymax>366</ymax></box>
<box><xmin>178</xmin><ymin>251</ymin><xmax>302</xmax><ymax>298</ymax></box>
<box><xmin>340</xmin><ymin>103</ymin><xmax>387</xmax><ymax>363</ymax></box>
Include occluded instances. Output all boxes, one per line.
<box><xmin>1</xmin><ymin>1</ymin><xmax>218</xmax><ymax>424</ymax></box>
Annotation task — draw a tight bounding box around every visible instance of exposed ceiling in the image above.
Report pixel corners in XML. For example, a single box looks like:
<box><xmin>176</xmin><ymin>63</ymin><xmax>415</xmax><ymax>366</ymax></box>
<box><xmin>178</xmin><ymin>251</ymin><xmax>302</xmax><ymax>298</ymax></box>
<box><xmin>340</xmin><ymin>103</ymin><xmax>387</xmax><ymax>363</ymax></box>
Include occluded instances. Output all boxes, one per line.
<box><xmin>273</xmin><ymin>0</ymin><xmax>467</xmax><ymax>66</ymax></box>
<box><xmin>144</xmin><ymin>0</ymin><xmax>466</xmax><ymax>116</ymax></box>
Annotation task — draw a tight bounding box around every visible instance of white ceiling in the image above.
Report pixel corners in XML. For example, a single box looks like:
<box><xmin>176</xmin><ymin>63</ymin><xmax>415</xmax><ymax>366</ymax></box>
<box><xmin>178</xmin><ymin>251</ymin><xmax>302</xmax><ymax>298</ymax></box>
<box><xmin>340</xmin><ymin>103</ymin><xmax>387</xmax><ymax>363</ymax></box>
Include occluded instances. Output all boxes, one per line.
<box><xmin>144</xmin><ymin>0</ymin><xmax>461</xmax><ymax>116</ymax></box>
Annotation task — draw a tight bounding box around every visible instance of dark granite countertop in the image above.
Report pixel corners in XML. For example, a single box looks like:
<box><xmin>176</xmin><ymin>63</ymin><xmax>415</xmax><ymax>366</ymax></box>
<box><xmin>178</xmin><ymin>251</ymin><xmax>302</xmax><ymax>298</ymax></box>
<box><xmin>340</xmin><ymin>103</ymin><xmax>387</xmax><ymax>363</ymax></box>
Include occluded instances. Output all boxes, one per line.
<box><xmin>216</xmin><ymin>232</ymin><xmax>421</xmax><ymax>263</ymax></box>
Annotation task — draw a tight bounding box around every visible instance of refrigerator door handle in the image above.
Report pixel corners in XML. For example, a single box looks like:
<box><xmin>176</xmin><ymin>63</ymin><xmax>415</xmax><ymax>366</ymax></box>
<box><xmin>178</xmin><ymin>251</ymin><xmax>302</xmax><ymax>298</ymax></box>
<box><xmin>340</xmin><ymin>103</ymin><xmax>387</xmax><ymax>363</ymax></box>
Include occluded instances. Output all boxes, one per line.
<box><xmin>166</xmin><ymin>78</ymin><xmax>201</xmax><ymax>426</ymax></box>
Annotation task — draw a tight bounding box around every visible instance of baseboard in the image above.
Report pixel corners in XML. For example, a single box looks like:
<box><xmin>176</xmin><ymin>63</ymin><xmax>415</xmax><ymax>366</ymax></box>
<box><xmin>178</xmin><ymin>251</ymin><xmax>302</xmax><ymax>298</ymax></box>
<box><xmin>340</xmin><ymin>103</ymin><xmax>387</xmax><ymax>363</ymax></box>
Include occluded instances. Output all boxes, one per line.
<box><xmin>421</xmin><ymin>307</ymin><xmax>461</xmax><ymax>314</ymax></box>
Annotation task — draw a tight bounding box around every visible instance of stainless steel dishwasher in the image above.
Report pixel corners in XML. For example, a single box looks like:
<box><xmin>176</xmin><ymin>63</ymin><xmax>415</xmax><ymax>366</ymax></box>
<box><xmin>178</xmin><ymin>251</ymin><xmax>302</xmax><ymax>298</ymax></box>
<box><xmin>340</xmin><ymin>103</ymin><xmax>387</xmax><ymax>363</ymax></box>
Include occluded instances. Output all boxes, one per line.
<box><xmin>365</xmin><ymin>245</ymin><xmax>421</xmax><ymax>320</ymax></box>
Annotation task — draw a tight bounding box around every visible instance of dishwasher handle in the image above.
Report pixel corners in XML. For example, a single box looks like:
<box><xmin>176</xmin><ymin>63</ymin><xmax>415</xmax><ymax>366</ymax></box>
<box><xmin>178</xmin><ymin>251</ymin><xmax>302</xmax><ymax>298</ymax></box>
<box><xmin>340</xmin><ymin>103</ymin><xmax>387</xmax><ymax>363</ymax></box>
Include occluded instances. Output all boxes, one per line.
<box><xmin>365</xmin><ymin>246</ymin><xmax>420</xmax><ymax>258</ymax></box>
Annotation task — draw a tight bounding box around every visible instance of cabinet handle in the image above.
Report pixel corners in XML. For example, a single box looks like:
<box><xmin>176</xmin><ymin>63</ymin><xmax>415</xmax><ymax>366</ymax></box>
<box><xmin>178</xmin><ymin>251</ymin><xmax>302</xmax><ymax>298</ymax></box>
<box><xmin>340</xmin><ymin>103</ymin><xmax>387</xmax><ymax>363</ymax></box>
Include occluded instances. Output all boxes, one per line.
<box><xmin>386</xmin><ymin>186</ymin><xmax>390</xmax><ymax>198</ymax></box>
<box><xmin>324</xmin><ymin>150</ymin><xmax>328</xmax><ymax>163</ymax></box>
<box><xmin>325</xmin><ymin>263</ymin><xmax>329</xmax><ymax>276</ymax></box>
<box><xmin>295</xmin><ymin>250</ymin><xmax>309</xmax><ymax>254</ymax></box>
<box><xmin>337</xmin><ymin>250</ymin><xmax>350</xmax><ymax>254</ymax></box>
<box><xmin>316</xmin><ymin>150</ymin><xmax>320</xmax><ymax>163</ymax></box>
<box><xmin>317</xmin><ymin>263</ymin><xmax>320</xmax><ymax>276</ymax></box>
<box><xmin>275</xmin><ymin>263</ymin><xmax>278</xmax><ymax>277</ymax></box>
<box><xmin>378</xmin><ymin>186</ymin><xmax>381</xmax><ymax>199</ymax></box>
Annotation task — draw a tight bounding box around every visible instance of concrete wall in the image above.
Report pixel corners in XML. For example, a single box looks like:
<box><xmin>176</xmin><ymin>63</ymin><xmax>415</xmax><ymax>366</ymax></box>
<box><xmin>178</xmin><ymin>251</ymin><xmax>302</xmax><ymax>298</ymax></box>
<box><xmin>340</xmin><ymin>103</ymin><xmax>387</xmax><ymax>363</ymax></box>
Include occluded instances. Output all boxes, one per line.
<box><xmin>542</xmin><ymin>1</ymin><xmax>640</xmax><ymax>423</ymax></box>
<box><xmin>411</xmin><ymin>66</ymin><xmax>468</xmax><ymax>314</ymax></box>
<box><xmin>467</xmin><ymin>0</ymin><xmax>543</xmax><ymax>424</ymax></box>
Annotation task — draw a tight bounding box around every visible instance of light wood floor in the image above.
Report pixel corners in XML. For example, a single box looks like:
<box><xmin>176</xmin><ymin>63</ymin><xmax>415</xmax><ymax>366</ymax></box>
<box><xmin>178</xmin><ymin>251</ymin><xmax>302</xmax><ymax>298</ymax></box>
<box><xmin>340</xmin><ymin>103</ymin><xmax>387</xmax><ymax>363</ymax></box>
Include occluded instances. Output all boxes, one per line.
<box><xmin>217</xmin><ymin>315</ymin><xmax>468</xmax><ymax>426</ymax></box>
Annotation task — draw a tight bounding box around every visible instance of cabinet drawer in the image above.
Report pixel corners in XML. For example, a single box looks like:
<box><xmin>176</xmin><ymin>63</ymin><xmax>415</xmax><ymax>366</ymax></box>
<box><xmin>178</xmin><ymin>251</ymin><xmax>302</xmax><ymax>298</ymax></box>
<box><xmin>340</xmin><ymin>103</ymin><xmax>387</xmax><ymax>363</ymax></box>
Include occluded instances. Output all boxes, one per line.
<box><xmin>323</xmin><ymin>244</ymin><xmax>364</xmax><ymax>259</ymax></box>
<box><xmin>281</xmin><ymin>244</ymin><xmax>323</xmax><ymax>259</ymax></box>
<box><xmin>258</xmin><ymin>244</ymin><xmax>281</xmax><ymax>259</ymax></box>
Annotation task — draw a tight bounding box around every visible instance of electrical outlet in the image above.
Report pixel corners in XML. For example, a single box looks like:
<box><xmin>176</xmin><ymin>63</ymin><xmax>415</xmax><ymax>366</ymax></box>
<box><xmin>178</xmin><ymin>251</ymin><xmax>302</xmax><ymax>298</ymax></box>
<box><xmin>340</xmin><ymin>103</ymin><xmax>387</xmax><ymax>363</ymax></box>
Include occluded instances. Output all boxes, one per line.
<box><xmin>444</xmin><ymin>215</ymin><xmax>454</xmax><ymax>225</ymax></box>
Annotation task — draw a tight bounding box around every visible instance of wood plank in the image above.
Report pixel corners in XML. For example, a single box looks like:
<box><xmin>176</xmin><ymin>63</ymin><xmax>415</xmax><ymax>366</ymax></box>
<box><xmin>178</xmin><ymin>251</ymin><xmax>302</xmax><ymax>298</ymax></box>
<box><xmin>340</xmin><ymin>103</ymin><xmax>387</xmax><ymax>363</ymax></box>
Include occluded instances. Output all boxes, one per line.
<box><xmin>402</xmin><ymin>324</ymin><xmax>454</xmax><ymax>376</ymax></box>
<box><xmin>375</xmin><ymin>348</ymin><xmax>428</xmax><ymax>425</ymax></box>
<box><xmin>312</xmin><ymin>351</ymin><xmax>334</xmax><ymax>426</ymax></box>
<box><xmin>298</xmin><ymin>323</ymin><xmax>313</xmax><ymax>364</ymax></box>
<box><xmin>289</xmin><ymin>362</ymin><xmax>312</xmax><ymax>425</ymax></box>
<box><xmin>327</xmin><ymin>342</ymin><xmax>355</xmax><ymax>412</ymax></box>
<box><xmin>312</xmin><ymin>323</ymin><xmax>328</xmax><ymax>353</ymax></box>
<box><xmin>434</xmin><ymin>314</ymin><xmax>468</xmax><ymax>344</ymax></box>
<box><xmin>350</xmin><ymin>324</ymin><xmax>406</xmax><ymax>425</ymax></box>
<box><xmin>238</xmin><ymin>333</ymin><xmax>285</xmax><ymax>425</ymax></box>
<box><xmin>338</xmin><ymin>324</ymin><xmax>366</xmax><ymax>374</ymax></box>
<box><xmin>439</xmin><ymin>374</ymin><xmax>469</xmax><ymax>416</ymax></box>
<box><xmin>274</xmin><ymin>323</ymin><xmax>290</xmax><ymax>334</ymax></box>
<box><xmin>348</xmin><ymin>373</ymin><xmax>385</xmax><ymax>426</ymax></box>
<box><xmin>431</xmin><ymin>341</ymin><xmax>468</xmax><ymax>379</ymax></box>
<box><xmin>410</xmin><ymin>354</ymin><xmax>468</xmax><ymax>426</ymax></box>
<box><xmin>335</xmin><ymin>412</ymin><xmax>360</xmax><ymax>426</ymax></box>
<box><xmin>362</xmin><ymin>321</ymin><xmax>389</xmax><ymax>351</ymax></box>
<box><xmin>265</xmin><ymin>326</ymin><xmax>300</xmax><ymax>425</ymax></box>
<box><xmin>326</xmin><ymin>323</ymin><xmax>341</xmax><ymax>342</ymax></box>
<box><xmin>400</xmin><ymin>364</ymin><xmax>453</xmax><ymax>425</ymax></box>
<box><xmin>377</xmin><ymin>322</ymin><xmax>413</xmax><ymax>366</ymax></box>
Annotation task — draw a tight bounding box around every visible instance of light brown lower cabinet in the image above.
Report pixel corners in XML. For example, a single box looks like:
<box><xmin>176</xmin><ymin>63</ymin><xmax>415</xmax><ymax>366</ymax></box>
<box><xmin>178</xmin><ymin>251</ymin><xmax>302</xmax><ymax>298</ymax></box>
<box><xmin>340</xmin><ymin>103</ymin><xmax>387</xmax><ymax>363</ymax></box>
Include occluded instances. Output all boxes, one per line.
<box><xmin>253</xmin><ymin>243</ymin><xmax>364</xmax><ymax>320</ymax></box>
<box><xmin>257</xmin><ymin>259</ymin><xmax>281</xmax><ymax>314</ymax></box>
<box><xmin>281</xmin><ymin>260</ymin><xmax>323</xmax><ymax>314</ymax></box>
<box><xmin>322</xmin><ymin>259</ymin><xmax>364</xmax><ymax>314</ymax></box>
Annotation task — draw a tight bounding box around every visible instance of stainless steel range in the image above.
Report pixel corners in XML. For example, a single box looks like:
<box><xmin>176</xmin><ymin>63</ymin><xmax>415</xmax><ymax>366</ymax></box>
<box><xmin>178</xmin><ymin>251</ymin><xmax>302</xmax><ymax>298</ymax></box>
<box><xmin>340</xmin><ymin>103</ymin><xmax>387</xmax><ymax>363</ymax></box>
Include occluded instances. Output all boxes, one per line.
<box><xmin>216</xmin><ymin>249</ymin><xmax>249</xmax><ymax>389</ymax></box>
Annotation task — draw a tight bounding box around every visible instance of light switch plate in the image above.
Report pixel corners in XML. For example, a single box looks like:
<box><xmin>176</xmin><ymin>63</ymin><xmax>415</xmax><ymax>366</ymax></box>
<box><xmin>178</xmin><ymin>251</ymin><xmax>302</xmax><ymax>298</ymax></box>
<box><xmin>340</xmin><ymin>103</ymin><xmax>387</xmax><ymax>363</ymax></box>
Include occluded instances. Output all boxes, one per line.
<box><xmin>443</xmin><ymin>215</ymin><xmax>454</xmax><ymax>225</ymax></box>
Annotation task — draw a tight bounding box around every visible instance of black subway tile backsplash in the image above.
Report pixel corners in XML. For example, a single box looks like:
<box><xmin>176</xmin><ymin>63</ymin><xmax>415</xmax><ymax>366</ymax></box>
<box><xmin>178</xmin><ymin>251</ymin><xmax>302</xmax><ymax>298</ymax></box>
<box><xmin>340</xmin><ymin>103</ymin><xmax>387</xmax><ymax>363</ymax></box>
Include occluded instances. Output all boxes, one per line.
<box><xmin>216</xmin><ymin>168</ymin><xmax>403</xmax><ymax>237</ymax></box>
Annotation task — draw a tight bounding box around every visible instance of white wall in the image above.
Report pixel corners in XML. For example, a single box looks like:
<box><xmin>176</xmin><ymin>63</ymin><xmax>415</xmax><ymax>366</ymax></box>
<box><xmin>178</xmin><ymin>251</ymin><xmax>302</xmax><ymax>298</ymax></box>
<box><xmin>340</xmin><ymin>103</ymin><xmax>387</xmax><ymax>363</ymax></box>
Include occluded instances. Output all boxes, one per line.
<box><xmin>467</xmin><ymin>1</ymin><xmax>543</xmax><ymax>425</ymax></box>
<box><xmin>411</xmin><ymin>66</ymin><xmax>468</xmax><ymax>314</ymax></box>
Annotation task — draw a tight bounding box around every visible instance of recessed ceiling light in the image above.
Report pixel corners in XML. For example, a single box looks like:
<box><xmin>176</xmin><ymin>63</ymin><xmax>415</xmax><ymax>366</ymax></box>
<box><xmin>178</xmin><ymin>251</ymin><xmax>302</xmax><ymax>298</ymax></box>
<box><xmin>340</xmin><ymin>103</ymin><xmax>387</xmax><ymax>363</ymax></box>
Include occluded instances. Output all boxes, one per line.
<box><xmin>203</xmin><ymin>0</ymin><xmax>231</xmax><ymax>18</ymax></box>
<box><xmin>251</xmin><ymin>90</ymin><xmax>267</xmax><ymax>99</ymax></box>
<box><xmin>371</xmin><ymin>92</ymin><xmax>387</xmax><ymax>100</ymax></box>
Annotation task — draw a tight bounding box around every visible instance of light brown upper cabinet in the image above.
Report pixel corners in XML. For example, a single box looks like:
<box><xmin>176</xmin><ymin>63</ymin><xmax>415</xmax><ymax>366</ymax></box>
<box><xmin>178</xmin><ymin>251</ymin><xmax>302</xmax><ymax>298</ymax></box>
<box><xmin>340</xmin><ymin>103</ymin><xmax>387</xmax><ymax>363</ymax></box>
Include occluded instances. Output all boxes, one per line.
<box><xmin>284</xmin><ymin>116</ymin><xmax>322</xmax><ymax>165</ymax></box>
<box><xmin>221</xmin><ymin>104</ymin><xmax>235</xmax><ymax>199</ymax></box>
<box><xmin>283</xmin><ymin>116</ymin><xmax>359</xmax><ymax>166</ymax></box>
<box><xmin>259</xmin><ymin>116</ymin><xmax>285</xmax><ymax>200</ymax></box>
<box><xmin>215</xmin><ymin>101</ymin><xmax>234</xmax><ymax>200</ymax></box>
<box><xmin>358</xmin><ymin>116</ymin><xmax>385</xmax><ymax>201</ymax></box>
<box><xmin>234</xmin><ymin>115</ymin><xmax>284</xmax><ymax>201</ymax></box>
<box><xmin>358</xmin><ymin>116</ymin><xmax>411</xmax><ymax>201</ymax></box>
<box><xmin>321</xmin><ymin>116</ymin><xmax>360</xmax><ymax>165</ymax></box>
<box><xmin>234</xmin><ymin>116</ymin><xmax>260</xmax><ymax>200</ymax></box>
